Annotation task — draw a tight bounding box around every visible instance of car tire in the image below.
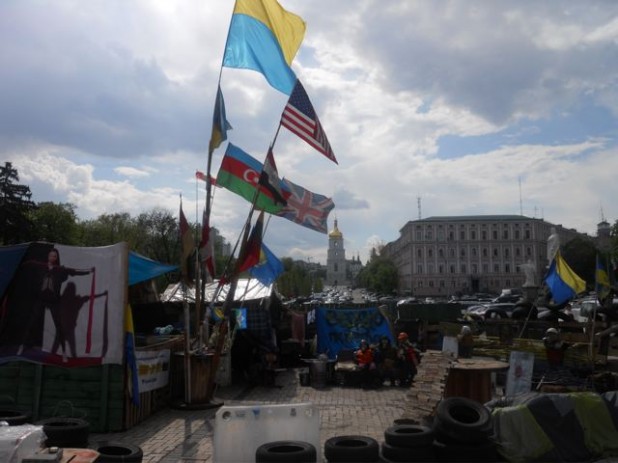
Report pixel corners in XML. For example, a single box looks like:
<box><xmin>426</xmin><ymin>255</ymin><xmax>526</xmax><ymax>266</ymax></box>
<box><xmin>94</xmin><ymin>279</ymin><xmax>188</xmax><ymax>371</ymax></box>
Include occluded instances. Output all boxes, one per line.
<box><xmin>255</xmin><ymin>440</ymin><xmax>317</xmax><ymax>462</ymax></box>
<box><xmin>36</xmin><ymin>417</ymin><xmax>90</xmax><ymax>447</ymax></box>
<box><xmin>434</xmin><ymin>397</ymin><xmax>491</xmax><ymax>443</ymax></box>
<box><xmin>324</xmin><ymin>435</ymin><xmax>379</xmax><ymax>462</ymax></box>
<box><xmin>91</xmin><ymin>441</ymin><xmax>143</xmax><ymax>462</ymax></box>
<box><xmin>384</xmin><ymin>424</ymin><xmax>434</xmax><ymax>447</ymax></box>
<box><xmin>0</xmin><ymin>408</ymin><xmax>31</xmax><ymax>425</ymax></box>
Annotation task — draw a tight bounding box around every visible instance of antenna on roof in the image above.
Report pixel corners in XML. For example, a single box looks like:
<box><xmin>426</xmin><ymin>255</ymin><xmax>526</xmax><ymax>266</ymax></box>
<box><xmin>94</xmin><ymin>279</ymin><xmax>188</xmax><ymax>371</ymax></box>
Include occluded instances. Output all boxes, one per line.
<box><xmin>417</xmin><ymin>195</ymin><xmax>422</xmax><ymax>220</ymax></box>
<box><xmin>600</xmin><ymin>202</ymin><xmax>606</xmax><ymax>222</ymax></box>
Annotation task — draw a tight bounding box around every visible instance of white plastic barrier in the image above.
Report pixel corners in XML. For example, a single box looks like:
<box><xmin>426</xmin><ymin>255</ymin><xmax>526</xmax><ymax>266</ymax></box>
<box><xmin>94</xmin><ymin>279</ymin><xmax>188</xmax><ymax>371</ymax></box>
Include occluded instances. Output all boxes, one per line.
<box><xmin>214</xmin><ymin>402</ymin><xmax>320</xmax><ymax>462</ymax></box>
<box><xmin>0</xmin><ymin>424</ymin><xmax>45</xmax><ymax>463</ymax></box>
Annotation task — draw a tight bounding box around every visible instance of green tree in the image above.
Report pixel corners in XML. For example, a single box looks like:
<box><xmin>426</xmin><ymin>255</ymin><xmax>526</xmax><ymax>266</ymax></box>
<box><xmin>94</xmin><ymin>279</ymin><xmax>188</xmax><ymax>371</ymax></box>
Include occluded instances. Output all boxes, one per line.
<box><xmin>80</xmin><ymin>212</ymin><xmax>138</xmax><ymax>248</ymax></box>
<box><xmin>357</xmin><ymin>247</ymin><xmax>398</xmax><ymax>294</ymax></box>
<box><xmin>0</xmin><ymin>162</ymin><xmax>36</xmax><ymax>244</ymax></box>
<box><xmin>30</xmin><ymin>202</ymin><xmax>80</xmax><ymax>244</ymax></box>
<box><xmin>134</xmin><ymin>208</ymin><xmax>179</xmax><ymax>265</ymax></box>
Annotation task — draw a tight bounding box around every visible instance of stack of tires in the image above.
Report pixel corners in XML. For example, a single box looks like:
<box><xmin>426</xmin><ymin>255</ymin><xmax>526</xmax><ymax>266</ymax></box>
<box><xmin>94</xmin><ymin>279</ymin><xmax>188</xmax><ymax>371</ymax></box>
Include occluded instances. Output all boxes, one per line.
<box><xmin>323</xmin><ymin>435</ymin><xmax>380</xmax><ymax>462</ymax></box>
<box><xmin>431</xmin><ymin>397</ymin><xmax>499</xmax><ymax>462</ymax></box>
<box><xmin>380</xmin><ymin>424</ymin><xmax>436</xmax><ymax>462</ymax></box>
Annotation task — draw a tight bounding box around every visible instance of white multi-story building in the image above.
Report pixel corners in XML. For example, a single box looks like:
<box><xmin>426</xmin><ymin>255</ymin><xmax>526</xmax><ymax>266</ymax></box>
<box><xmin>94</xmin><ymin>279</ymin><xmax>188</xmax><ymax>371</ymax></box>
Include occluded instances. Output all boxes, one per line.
<box><xmin>382</xmin><ymin>215</ymin><xmax>585</xmax><ymax>297</ymax></box>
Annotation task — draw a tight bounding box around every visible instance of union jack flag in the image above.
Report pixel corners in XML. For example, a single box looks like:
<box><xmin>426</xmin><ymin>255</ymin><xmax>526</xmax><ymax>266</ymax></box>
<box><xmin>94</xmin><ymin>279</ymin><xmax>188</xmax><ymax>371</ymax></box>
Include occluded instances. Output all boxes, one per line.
<box><xmin>280</xmin><ymin>79</ymin><xmax>337</xmax><ymax>164</ymax></box>
<box><xmin>276</xmin><ymin>178</ymin><xmax>335</xmax><ymax>234</ymax></box>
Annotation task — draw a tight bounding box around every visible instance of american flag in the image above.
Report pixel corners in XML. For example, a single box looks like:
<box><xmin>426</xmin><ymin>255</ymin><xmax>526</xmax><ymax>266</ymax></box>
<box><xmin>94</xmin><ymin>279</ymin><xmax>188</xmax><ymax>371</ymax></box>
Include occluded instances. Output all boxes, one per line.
<box><xmin>280</xmin><ymin>80</ymin><xmax>337</xmax><ymax>164</ymax></box>
<box><xmin>276</xmin><ymin>178</ymin><xmax>335</xmax><ymax>234</ymax></box>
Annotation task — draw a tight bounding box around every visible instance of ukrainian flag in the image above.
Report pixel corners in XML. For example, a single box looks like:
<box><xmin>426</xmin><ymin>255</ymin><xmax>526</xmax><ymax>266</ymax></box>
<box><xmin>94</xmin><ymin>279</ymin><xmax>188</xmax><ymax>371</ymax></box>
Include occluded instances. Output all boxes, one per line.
<box><xmin>544</xmin><ymin>251</ymin><xmax>586</xmax><ymax>305</ymax></box>
<box><xmin>595</xmin><ymin>254</ymin><xmax>611</xmax><ymax>300</ymax></box>
<box><xmin>223</xmin><ymin>0</ymin><xmax>306</xmax><ymax>94</ymax></box>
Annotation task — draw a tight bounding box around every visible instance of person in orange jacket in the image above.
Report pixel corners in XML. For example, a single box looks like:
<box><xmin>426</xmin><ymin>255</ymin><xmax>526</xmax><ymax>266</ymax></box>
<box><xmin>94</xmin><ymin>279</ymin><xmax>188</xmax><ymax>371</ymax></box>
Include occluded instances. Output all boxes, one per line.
<box><xmin>355</xmin><ymin>339</ymin><xmax>379</xmax><ymax>388</ymax></box>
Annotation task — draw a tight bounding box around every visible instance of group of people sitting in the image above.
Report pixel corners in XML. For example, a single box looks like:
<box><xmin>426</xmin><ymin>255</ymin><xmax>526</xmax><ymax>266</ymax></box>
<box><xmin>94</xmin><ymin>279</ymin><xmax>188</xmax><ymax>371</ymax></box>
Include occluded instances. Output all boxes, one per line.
<box><xmin>353</xmin><ymin>332</ymin><xmax>421</xmax><ymax>389</ymax></box>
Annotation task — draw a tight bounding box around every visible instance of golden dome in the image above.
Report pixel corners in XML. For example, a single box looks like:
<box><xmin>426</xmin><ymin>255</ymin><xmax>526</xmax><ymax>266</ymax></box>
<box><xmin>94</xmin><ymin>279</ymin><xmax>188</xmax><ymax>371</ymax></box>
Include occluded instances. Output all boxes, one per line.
<box><xmin>329</xmin><ymin>219</ymin><xmax>343</xmax><ymax>238</ymax></box>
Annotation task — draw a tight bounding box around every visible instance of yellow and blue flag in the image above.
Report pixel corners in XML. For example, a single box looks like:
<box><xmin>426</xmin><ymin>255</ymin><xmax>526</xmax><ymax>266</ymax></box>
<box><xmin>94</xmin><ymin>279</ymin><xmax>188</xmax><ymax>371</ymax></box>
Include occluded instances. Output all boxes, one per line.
<box><xmin>544</xmin><ymin>251</ymin><xmax>586</xmax><ymax>305</ymax></box>
<box><xmin>595</xmin><ymin>254</ymin><xmax>611</xmax><ymax>301</ymax></box>
<box><xmin>208</xmin><ymin>85</ymin><xmax>232</xmax><ymax>155</ymax></box>
<box><xmin>223</xmin><ymin>0</ymin><xmax>306</xmax><ymax>94</ymax></box>
<box><xmin>124</xmin><ymin>304</ymin><xmax>140</xmax><ymax>407</ymax></box>
<box><xmin>249</xmin><ymin>243</ymin><xmax>284</xmax><ymax>286</ymax></box>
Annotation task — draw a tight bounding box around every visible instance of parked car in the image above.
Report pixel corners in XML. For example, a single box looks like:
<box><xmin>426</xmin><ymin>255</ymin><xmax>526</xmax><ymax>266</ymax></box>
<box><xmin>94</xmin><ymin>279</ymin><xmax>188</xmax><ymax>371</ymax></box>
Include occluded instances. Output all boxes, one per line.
<box><xmin>466</xmin><ymin>303</ymin><xmax>517</xmax><ymax>320</ymax></box>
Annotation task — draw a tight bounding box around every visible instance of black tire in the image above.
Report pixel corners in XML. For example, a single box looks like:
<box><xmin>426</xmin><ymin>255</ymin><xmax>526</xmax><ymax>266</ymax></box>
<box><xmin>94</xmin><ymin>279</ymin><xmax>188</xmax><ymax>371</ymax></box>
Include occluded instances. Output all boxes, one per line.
<box><xmin>384</xmin><ymin>424</ymin><xmax>434</xmax><ymax>447</ymax></box>
<box><xmin>434</xmin><ymin>397</ymin><xmax>491</xmax><ymax>443</ymax></box>
<box><xmin>0</xmin><ymin>408</ymin><xmax>31</xmax><ymax>425</ymax></box>
<box><xmin>36</xmin><ymin>417</ymin><xmax>90</xmax><ymax>447</ymax></box>
<box><xmin>91</xmin><ymin>441</ymin><xmax>143</xmax><ymax>462</ymax></box>
<box><xmin>324</xmin><ymin>435</ymin><xmax>379</xmax><ymax>462</ymax></box>
<box><xmin>381</xmin><ymin>441</ymin><xmax>436</xmax><ymax>462</ymax></box>
<box><xmin>255</xmin><ymin>440</ymin><xmax>316</xmax><ymax>462</ymax></box>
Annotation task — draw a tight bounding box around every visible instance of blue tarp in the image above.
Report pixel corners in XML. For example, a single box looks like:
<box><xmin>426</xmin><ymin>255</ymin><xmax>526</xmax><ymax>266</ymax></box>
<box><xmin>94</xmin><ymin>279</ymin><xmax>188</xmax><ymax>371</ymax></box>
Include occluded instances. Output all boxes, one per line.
<box><xmin>316</xmin><ymin>307</ymin><xmax>394</xmax><ymax>359</ymax></box>
<box><xmin>128</xmin><ymin>251</ymin><xmax>177</xmax><ymax>286</ymax></box>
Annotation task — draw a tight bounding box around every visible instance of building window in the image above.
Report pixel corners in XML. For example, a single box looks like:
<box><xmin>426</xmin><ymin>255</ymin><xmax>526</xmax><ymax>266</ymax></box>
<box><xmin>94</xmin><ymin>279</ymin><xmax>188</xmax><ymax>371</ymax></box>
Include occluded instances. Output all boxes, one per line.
<box><xmin>492</xmin><ymin>230</ymin><xmax>498</xmax><ymax>240</ymax></box>
<box><xmin>417</xmin><ymin>248</ymin><xmax>422</xmax><ymax>258</ymax></box>
<box><xmin>334</xmin><ymin>263</ymin><xmax>338</xmax><ymax>272</ymax></box>
<box><xmin>515</xmin><ymin>247</ymin><xmax>521</xmax><ymax>257</ymax></box>
<box><xmin>494</xmin><ymin>263</ymin><xmax>499</xmax><ymax>272</ymax></box>
<box><xmin>439</xmin><ymin>248</ymin><xmax>444</xmax><ymax>258</ymax></box>
<box><xmin>482</xmin><ymin>230</ymin><xmax>487</xmax><ymax>240</ymax></box>
<box><xmin>483</xmin><ymin>263</ymin><xmax>489</xmax><ymax>273</ymax></box>
<box><xmin>504</xmin><ymin>248</ymin><xmax>509</xmax><ymax>258</ymax></box>
<box><xmin>505</xmin><ymin>263</ymin><xmax>510</xmax><ymax>273</ymax></box>
<box><xmin>439</xmin><ymin>264</ymin><xmax>444</xmax><ymax>274</ymax></box>
<box><xmin>526</xmin><ymin>247</ymin><xmax>532</xmax><ymax>256</ymax></box>
<box><xmin>525</xmin><ymin>230</ymin><xmax>531</xmax><ymax>239</ymax></box>
<box><xmin>483</xmin><ymin>248</ymin><xmax>488</xmax><ymax>258</ymax></box>
<box><xmin>460</xmin><ymin>264</ymin><xmax>467</xmax><ymax>273</ymax></box>
<box><xmin>450</xmin><ymin>248</ymin><xmax>455</xmax><ymax>258</ymax></box>
<box><xmin>472</xmin><ymin>247</ymin><xmax>477</xmax><ymax>257</ymax></box>
<box><xmin>417</xmin><ymin>264</ymin><xmax>423</xmax><ymax>274</ymax></box>
<box><xmin>429</xmin><ymin>281</ymin><xmax>434</xmax><ymax>288</ymax></box>
<box><xmin>440</xmin><ymin>280</ymin><xmax>445</xmax><ymax>288</ymax></box>
<box><xmin>428</xmin><ymin>263</ymin><xmax>434</xmax><ymax>274</ymax></box>
<box><xmin>515</xmin><ymin>230</ymin><xmax>520</xmax><ymax>239</ymax></box>
<box><xmin>471</xmin><ymin>230</ymin><xmax>477</xmax><ymax>239</ymax></box>
<box><xmin>493</xmin><ymin>248</ymin><xmax>498</xmax><ymax>257</ymax></box>
<box><xmin>472</xmin><ymin>264</ymin><xmax>478</xmax><ymax>274</ymax></box>
<box><xmin>461</xmin><ymin>248</ymin><xmax>466</xmax><ymax>257</ymax></box>
<box><xmin>417</xmin><ymin>281</ymin><xmax>423</xmax><ymax>288</ymax></box>
<box><xmin>460</xmin><ymin>230</ymin><xmax>466</xmax><ymax>240</ymax></box>
<box><xmin>450</xmin><ymin>265</ymin><xmax>455</xmax><ymax>274</ymax></box>
<box><xmin>449</xmin><ymin>231</ymin><xmax>455</xmax><ymax>240</ymax></box>
<box><xmin>416</xmin><ymin>229</ymin><xmax>422</xmax><ymax>240</ymax></box>
<box><xmin>428</xmin><ymin>249</ymin><xmax>433</xmax><ymax>258</ymax></box>
<box><xmin>438</xmin><ymin>229</ymin><xmax>445</xmax><ymax>241</ymax></box>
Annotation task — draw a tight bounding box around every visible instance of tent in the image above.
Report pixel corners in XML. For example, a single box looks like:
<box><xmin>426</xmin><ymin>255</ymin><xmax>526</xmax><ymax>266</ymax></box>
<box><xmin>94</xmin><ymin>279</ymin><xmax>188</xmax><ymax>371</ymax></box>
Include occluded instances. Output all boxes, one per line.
<box><xmin>161</xmin><ymin>278</ymin><xmax>274</xmax><ymax>303</ymax></box>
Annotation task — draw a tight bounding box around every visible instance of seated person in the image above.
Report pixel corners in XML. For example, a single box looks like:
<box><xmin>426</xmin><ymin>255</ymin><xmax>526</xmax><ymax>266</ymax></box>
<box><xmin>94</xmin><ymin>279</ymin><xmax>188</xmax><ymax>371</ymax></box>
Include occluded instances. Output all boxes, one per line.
<box><xmin>375</xmin><ymin>336</ymin><xmax>398</xmax><ymax>386</ymax></box>
<box><xmin>355</xmin><ymin>339</ymin><xmax>379</xmax><ymax>389</ymax></box>
<box><xmin>396</xmin><ymin>332</ymin><xmax>420</xmax><ymax>387</ymax></box>
<box><xmin>543</xmin><ymin>327</ymin><xmax>571</xmax><ymax>370</ymax></box>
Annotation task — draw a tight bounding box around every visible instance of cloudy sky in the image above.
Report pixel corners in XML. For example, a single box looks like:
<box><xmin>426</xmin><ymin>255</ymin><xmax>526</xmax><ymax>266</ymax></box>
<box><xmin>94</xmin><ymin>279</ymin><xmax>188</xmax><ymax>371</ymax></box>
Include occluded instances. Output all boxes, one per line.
<box><xmin>3</xmin><ymin>1</ymin><xmax>618</xmax><ymax>265</ymax></box>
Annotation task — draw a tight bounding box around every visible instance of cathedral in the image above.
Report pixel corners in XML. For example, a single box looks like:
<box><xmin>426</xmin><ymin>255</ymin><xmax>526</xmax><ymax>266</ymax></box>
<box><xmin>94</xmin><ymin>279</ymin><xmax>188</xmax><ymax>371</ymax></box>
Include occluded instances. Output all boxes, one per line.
<box><xmin>326</xmin><ymin>219</ymin><xmax>363</xmax><ymax>287</ymax></box>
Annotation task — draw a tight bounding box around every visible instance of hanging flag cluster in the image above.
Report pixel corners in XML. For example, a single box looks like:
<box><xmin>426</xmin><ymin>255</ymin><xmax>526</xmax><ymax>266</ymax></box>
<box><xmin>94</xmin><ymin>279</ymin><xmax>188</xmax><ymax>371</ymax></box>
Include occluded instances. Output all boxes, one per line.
<box><xmin>195</xmin><ymin>0</ymin><xmax>339</xmax><ymax>285</ymax></box>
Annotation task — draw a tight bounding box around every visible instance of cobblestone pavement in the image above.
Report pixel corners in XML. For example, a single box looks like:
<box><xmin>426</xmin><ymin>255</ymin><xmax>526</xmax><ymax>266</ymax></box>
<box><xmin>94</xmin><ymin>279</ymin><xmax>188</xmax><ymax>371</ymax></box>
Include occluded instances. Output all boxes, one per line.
<box><xmin>89</xmin><ymin>367</ymin><xmax>413</xmax><ymax>462</ymax></box>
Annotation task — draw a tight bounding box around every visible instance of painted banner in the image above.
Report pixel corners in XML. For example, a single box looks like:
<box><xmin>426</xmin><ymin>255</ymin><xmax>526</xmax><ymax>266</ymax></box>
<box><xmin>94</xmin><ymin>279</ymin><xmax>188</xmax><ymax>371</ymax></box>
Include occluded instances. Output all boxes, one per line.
<box><xmin>136</xmin><ymin>349</ymin><xmax>171</xmax><ymax>393</ymax></box>
<box><xmin>0</xmin><ymin>242</ymin><xmax>127</xmax><ymax>366</ymax></box>
<box><xmin>315</xmin><ymin>307</ymin><xmax>393</xmax><ymax>359</ymax></box>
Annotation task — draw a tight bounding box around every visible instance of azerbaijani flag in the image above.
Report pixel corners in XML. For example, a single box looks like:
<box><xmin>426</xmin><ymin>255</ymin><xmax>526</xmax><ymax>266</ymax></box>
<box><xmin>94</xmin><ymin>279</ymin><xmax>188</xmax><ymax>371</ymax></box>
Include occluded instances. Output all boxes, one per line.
<box><xmin>216</xmin><ymin>143</ymin><xmax>290</xmax><ymax>214</ymax></box>
<box><xmin>223</xmin><ymin>0</ymin><xmax>305</xmax><ymax>95</ymax></box>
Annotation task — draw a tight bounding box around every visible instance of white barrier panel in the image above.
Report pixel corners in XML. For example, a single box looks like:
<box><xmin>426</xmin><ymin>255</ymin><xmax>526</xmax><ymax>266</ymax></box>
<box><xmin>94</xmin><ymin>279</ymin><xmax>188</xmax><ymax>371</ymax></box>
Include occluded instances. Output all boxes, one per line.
<box><xmin>214</xmin><ymin>402</ymin><xmax>320</xmax><ymax>462</ymax></box>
